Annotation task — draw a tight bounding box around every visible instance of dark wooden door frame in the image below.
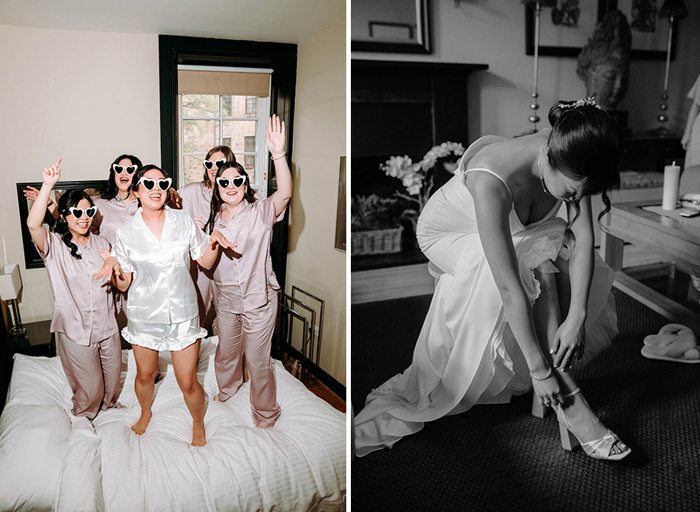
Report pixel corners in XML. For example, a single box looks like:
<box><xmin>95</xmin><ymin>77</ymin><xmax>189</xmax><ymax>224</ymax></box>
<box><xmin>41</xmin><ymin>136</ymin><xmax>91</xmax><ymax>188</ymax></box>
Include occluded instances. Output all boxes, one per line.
<box><xmin>158</xmin><ymin>35</ymin><xmax>297</xmax><ymax>291</ymax></box>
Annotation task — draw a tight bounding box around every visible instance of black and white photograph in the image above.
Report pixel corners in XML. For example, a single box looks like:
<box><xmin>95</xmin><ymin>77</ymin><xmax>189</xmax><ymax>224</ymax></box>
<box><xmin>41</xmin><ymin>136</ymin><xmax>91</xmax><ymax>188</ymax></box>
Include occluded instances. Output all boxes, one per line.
<box><xmin>351</xmin><ymin>0</ymin><xmax>700</xmax><ymax>511</ymax></box>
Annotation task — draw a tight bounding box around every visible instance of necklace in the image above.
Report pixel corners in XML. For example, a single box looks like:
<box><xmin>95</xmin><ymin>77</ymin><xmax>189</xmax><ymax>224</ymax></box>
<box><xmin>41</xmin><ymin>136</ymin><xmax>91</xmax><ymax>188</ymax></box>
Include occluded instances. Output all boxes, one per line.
<box><xmin>538</xmin><ymin>144</ymin><xmax>552</xmax><ymax>196</ymax></box>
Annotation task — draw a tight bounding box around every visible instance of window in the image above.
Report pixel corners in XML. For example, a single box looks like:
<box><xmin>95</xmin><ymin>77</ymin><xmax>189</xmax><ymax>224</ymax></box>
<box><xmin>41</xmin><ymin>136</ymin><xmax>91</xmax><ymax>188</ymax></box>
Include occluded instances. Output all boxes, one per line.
<box><xmin>178</xmin><ymin>94</ymin><xmax>269</xmax><ymax>192</ymax></box>
<box><xmin>246</xmin><ymin>96</ymin><xmax>257</xmax><ymax>114</ymax></box>
<box><xmin>244</xmin><ymin>136</ymin><xmax>256</xmax><ymax>168</ymax></box>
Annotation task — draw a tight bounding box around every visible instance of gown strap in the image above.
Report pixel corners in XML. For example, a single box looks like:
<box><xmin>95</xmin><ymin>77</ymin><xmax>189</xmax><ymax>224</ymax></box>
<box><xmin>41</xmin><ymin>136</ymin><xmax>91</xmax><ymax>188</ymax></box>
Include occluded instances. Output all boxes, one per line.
<box><xmin>463</xmin><ymin>168</ymin><xmax>514</xmax><ymax>200</ymax></box>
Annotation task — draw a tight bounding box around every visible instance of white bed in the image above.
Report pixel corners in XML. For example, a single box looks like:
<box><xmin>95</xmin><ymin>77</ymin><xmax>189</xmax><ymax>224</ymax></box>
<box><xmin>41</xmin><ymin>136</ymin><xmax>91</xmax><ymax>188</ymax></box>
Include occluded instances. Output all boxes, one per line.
<box><xmin>0</xmin><ymin>337</ymin><xmax>346</xmax><ymax>512</ymax></box>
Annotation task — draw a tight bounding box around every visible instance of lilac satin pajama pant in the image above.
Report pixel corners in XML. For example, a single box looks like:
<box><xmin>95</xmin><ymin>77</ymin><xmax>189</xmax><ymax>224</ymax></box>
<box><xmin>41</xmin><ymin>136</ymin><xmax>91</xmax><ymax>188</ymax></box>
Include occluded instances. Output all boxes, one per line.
<box><xmin>214</xmin><ymin>286</ymin><xmax>281</xmax><ymax>427</ymax></box>
<box><xmin>57</xmin><ymin>332</ymin><xmax>122</xmax><ymax>420</ymax></box>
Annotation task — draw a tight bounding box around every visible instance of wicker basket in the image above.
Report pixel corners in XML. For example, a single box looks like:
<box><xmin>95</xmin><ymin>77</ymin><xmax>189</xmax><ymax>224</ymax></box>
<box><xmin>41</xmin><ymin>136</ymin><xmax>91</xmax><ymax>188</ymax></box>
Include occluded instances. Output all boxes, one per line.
<box><xmin>351</xmin><ymin>226</ymin><xmax>403</xmax><ymax>255</ymax></box>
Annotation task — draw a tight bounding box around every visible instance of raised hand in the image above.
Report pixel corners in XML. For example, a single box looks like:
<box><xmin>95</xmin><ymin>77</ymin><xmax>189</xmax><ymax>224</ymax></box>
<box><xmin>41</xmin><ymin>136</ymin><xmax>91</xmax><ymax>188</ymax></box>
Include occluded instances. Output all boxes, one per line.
<box><xmin>266</xmin><ymin>114</ymin><xmax>286</xmax><ymax>159</ymax></box>
<box><xmin>97</xmin><ymin>248</ymin><xmax>111</xmax><ymax>262</ymax></box>
<box><xmin>92</xmin><ymin>256</ymin><xmax>123</xmax><ymax>283</ymax></box>
<box><xmin>209</xmin><ymin>230</ymin><xmax>236</xmax><ymax>250</ymax></box>
<box><xmin>43</xmin><ymin>158</ymin><xmax>62</xmax><ymax>187</ymax></box>
<box><xmin>23</xmin><ymin>186</ymin><xmax>41</xmax><ymax>202</ymax></box>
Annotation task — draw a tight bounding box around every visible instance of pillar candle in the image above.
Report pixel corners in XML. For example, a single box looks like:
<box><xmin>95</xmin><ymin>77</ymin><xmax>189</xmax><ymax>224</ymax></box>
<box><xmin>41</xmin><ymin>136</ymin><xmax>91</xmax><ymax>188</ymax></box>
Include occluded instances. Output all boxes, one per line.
<box><xmin>662</xmin><ymin>161</ymin><xmax>681</xmax><ymax>210</ymax></box>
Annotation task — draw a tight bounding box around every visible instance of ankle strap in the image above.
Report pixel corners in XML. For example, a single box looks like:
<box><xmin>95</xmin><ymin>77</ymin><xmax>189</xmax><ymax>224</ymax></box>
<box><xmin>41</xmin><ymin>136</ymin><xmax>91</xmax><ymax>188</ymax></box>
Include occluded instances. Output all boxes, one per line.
<box><xmin>563</xmin><ymin>387</ymin><xmax>581</xmax><ymax>399</ymax></box>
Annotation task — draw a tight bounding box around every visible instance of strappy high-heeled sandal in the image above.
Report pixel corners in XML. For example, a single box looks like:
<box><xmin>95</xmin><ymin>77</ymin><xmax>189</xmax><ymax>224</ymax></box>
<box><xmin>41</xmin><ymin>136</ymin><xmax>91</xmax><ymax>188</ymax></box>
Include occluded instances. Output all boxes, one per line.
<box><xmin>554</xmin><ymin>388</ymin><xmax>631</xmax><ymax>461</ymax></box>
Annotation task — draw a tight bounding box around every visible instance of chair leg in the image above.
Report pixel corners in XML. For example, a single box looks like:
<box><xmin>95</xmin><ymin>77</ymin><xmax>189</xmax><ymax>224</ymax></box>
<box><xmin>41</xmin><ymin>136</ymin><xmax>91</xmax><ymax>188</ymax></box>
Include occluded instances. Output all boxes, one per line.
<box><xmin>531</xmin><ymin>392</ymin><xmax>550</xmax><ymax>419</ymax></box>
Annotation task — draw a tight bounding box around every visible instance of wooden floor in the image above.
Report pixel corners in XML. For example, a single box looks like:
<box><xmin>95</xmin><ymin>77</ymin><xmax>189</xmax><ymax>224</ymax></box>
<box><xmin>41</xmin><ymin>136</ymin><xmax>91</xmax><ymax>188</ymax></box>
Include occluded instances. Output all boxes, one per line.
<box><xmin>308</xmin><ymin>379</ymin><xmax>346</xmax><ymax>413</ymax></box>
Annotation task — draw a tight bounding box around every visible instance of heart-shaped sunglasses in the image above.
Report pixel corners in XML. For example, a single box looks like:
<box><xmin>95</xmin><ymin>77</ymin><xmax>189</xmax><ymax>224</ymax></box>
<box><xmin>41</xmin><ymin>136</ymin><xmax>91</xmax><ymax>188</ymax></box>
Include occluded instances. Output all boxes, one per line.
<box><xmin>113</xmin><ymin>164</ymin><xmax>138</xmax><ymax>175</ymax></box>
<box><xmin>67</xmin><ymin>206</ymin><xmax>97</xmax><ymax>219</ymax></box>
<box><xmin>204</xmin><ymin>159</ymin><xmax>227</xmax><ymax>170</ymax></box>
<box><xmin>216</xmin><ymin>176</ymin><xmax>247</xmax><ymax>189</ymax></box>
<box><xmin>137</xmin><ymin>177</ymin><xmax>172</xmax><ymax>191</ymax></box>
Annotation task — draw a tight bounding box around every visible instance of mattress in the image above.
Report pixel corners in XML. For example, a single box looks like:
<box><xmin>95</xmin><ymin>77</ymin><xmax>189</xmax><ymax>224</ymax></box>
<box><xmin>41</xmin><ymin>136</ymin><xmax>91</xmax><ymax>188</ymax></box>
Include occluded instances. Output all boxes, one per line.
<box><xmin>0</xmin><ymin>337</ymin><xmax>346</xmax><ymax>512</ymax></box>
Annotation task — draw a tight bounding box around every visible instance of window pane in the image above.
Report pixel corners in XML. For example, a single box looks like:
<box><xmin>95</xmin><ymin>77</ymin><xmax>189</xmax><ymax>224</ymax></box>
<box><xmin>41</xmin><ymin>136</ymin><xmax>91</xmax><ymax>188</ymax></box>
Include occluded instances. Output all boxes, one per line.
<box><xmin>183</xmin><ymin>155</ymin><xmax>206</xmax><ymax>187</ymax></box>
<box><xmin>242</xmin><ymin>155</ymin><xmax>256</xmax><ymax>181</ymax></box>
<box><xmin>183</xmin><ymin>120</ymin><xmax>218</xmax><ymax>153</ymax></box>
<box><xmin>181</xmin><ymin>94</ymin><xmax>219</xmax><ymax>117</ymax></box>
<box><xmin>222</xmin><ymin>120</ymin><xmax>257</xmax><ymax>156</ymax></box>
<box><xmin>222</xmin><ymin>96</ymin><xmax>232</xmax><ymax>117</ymax></box>
<box><xmin>246</xmin><ymin>96</ymin><xmax>257</xmax><ymax>115</ymax></box>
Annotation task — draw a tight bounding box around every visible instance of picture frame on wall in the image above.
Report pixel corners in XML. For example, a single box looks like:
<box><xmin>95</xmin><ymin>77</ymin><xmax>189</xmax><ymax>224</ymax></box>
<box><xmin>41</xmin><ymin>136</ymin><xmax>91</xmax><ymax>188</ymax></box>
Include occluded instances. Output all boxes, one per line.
<box><xmin>525</xmin><ymin>0</ymin><xmax>610</xmax><ymax>57</ymax></box>
<box><xmin>351</xmin><ymin>0</ymin><xmax>430</xmax><ymax>54</ymax></box>
<box><xmin>526</xmin><ymin>0</ymin><xmax>676</xmax><ymax>60</ymax></box>
<box><xmin>613</xmin><ymin>0</ymin><xmax>678</xmax><ymax>60</ymax></box>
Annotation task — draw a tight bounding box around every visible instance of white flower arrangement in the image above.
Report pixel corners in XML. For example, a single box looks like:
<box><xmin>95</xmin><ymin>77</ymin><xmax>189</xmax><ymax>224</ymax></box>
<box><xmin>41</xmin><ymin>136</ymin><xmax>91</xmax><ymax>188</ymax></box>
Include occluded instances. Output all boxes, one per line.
<box><xmin>380</xmin><ymin>141</ymin><xmax>465</xmax><ymax>227</ymax></box>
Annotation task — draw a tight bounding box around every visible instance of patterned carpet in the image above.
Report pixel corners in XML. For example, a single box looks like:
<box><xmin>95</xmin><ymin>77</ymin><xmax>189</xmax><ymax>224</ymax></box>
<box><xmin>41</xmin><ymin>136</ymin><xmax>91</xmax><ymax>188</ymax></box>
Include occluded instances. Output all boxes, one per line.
<box><xmin>351</xmin><ymin>290</ymin><xmax>700</xmax><ymax>512</ymax></box>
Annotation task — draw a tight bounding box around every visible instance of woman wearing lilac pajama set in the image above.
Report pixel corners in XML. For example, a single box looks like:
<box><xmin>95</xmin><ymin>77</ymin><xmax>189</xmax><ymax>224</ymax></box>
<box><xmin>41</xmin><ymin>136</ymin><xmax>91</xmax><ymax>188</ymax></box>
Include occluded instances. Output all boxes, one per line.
<box><xmin>205</xmin><ymin>115</ymin><xmax>292</xmax><ymax>428</ymax></box>
<box><xmin>27</xmin><ymin>159</ymin><xmax>121</xmax><ymax>420</ymax></box>
<box><xmin>178</xmin><ymin>145</ymin><xmax>236</xmax><ymax>325</ymax></box>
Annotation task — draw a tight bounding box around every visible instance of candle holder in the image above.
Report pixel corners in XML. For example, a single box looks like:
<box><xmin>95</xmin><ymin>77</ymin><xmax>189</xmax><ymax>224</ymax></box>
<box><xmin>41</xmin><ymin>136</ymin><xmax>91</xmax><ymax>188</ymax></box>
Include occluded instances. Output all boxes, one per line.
<box><xmin>649</xmin><ymin>0</ymin><xmax>687</xmax><ymax>138</ymax></box>
<box><xmin>521</xmin><ymin>0</ymin><xmax>556</xmax><ymax>135</ymax></box>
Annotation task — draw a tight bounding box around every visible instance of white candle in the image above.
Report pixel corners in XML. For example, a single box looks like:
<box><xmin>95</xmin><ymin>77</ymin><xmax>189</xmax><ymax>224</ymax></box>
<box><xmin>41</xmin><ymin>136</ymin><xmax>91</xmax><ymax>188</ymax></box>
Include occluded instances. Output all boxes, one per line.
<box><xmin>662</xmin><ymin>161</ymin><xmax>681</xmax><ymax>210</ymax></box>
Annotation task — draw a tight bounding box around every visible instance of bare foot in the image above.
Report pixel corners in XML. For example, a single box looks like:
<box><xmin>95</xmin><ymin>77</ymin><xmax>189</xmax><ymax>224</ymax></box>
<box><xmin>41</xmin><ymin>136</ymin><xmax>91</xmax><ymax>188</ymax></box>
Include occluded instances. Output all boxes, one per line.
<box><xmin>192</xmin><ymin>421</ymin><xmax>206</xmax><ymax>446</ymax></box>
<box><xmin>131</xmin><ymin>410</ymin><xmax>152</xmax><ymax>435</ymax></box>
<box><xmin>213</xmin><ymin>393</ymin><xmax>221</xmax><ymax>402</ymax></box>
<box><xmin>115</xmin><ymin>401</ymin><xmax>127</xmax><ymax>409</ymax></box>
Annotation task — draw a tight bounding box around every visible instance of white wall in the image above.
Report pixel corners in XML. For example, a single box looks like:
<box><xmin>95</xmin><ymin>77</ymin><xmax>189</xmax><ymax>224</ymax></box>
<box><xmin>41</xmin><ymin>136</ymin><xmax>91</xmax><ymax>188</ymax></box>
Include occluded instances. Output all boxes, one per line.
<box><xmin>0</xmin><ymin>25</ymin><xmax>161</xmax><ymax>322</ymax></box>
<box><xmin>352</xmin><ymin>0</ymin><xmax>700</xmax><ymax>141</ymax></box>
<box><xmin>287</xmin><ymin>18</ymin><xmax>347</xmax><ymax>386</ymax></box>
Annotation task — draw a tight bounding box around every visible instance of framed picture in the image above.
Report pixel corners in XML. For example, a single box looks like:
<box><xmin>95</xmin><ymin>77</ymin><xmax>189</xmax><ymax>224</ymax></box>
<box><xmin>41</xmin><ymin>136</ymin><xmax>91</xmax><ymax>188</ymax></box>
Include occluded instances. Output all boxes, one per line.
<box><xmin>351</xmin><ymin>0</ymin><xmax>430</xmax><ymax>54</ymax></box>
<box><xmin>612</xmin><ymin>0</ymin><xmax>678</xmax><ymax>60</ymax></box>
<box><xmin>525</xmin><ymin>0</ymin><xmax>611</xmax><ymax>57</ymax></box>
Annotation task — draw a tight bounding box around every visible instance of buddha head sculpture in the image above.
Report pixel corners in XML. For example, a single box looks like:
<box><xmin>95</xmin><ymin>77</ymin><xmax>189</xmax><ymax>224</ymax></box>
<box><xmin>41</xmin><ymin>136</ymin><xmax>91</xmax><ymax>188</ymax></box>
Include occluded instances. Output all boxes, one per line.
<box><xmin>576</xmin><ymin>10</ymin><xmax>632</xmax><ymax>111</ymax></box>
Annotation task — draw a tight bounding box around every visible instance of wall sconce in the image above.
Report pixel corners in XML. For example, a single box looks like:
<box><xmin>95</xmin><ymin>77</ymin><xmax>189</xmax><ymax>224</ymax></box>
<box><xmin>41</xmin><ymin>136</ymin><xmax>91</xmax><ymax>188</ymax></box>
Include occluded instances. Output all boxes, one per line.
<box><xmin>651</xmin><ymin>0</ymin><xmax>688</xmax><ymax>137</ymax></box>
<box><xmin>0</xmin><ymin>264</ymin><xmax>27</xmax><ymax>340</ymax></box>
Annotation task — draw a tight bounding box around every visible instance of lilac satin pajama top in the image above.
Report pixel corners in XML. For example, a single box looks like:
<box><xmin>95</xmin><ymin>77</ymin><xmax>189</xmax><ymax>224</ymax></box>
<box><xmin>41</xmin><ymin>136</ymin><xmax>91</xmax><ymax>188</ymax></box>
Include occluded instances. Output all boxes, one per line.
<box><xmin>179</xmin><ymin>181</ymin><xmax>213</xmax><ymax>224</ymax></box>
<box><xmin>211</xmin><ymin>196</ymin><xmax>285</xmax><ymax>313</ymax></box>
<box><xmin>91</xmin><ymin>195</ymin><xmax>139</xmax><ymax>244</ymax></box>
<box><xmin>35</xmin><ymin>227</ymin><xmax>118</xmax><ymax>346</ymax></box>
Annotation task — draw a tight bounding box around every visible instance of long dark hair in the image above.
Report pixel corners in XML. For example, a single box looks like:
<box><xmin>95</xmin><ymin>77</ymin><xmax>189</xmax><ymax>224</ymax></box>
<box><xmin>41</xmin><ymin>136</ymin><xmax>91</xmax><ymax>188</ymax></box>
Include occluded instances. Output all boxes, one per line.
<box><xmin>205</xmin><ymin>162</ymin><xmax>256</xmax><ymax>234</ymax></box>
<box><xmin>202</xmin><ymin>146</ymin><xmax>236</xmax><ymax>187</ymax></box>
<box><xmin>132</xmin><ymin>165</ymin><xmax>170</xmax><ymax>209</ymax></box>
<box><xmin>55</xmin><ymin>190</ymin><xmax>94</xmax><ymax>260</ymax></box>
<box><xmin>546</xmin><ymin>100</ymin><xmax>622</xmax><ymax>236</ymax></box>
<box><xmin>101</xmin><ymin>154</ymin><xmax>143</xmax><ymax>200</ymax></box>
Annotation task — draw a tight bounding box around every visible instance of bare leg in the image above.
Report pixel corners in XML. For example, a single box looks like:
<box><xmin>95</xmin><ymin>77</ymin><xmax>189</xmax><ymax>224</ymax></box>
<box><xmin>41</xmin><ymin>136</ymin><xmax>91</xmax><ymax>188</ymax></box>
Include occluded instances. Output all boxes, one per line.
<box><xmin>172</xmin><ymin>339</ymin><xmax>206</xmax><ymax>446</ymax></box>
<box><xmin>532</xmin><ymin>266</ymin><xmax>627</xmax><ymax>456</ymax></box>
<box><xmin>131</xmin><ymin>345</ymin><xmax>159</xmax><ymax>435</ymax></box>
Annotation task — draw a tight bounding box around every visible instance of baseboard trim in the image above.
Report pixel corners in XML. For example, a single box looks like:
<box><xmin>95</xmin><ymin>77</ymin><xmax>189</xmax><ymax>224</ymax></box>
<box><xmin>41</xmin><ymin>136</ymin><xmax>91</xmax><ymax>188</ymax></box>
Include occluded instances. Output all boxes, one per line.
<box><xmin>352</xmin><ymin>263</ymin><xmax>435</xmax><ymax>304</ymax></box>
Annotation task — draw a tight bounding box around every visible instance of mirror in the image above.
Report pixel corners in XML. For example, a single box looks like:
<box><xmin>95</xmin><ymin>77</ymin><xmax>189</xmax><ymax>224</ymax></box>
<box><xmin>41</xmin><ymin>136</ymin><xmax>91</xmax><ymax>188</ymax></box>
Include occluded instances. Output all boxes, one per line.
<box><xmin>16</xmin><ymin>181</ymin><xmax>108</xmax><ymax>269</ymax></box>
<box><xmin>351</xmin><ymin>0</ymin><xmax>430</xmax><ymax>54</ymax></box>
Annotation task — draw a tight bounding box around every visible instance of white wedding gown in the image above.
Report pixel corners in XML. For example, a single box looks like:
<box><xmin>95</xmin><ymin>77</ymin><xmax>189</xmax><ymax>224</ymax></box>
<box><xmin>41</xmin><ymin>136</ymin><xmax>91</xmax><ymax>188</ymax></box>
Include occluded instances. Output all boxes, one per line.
<box><xmin>354</xmin><ymin>136</ymin><xmax>619</xmax><ymax>457</ymax></box>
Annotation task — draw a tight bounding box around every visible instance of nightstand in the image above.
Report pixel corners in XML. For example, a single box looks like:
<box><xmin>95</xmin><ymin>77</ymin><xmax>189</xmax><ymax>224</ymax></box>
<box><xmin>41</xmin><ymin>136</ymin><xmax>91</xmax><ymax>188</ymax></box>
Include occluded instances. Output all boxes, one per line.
<box><xmin>9</xmin><ymin>320</ymin><xmax>56</xmax><ymax>358</ymax></box>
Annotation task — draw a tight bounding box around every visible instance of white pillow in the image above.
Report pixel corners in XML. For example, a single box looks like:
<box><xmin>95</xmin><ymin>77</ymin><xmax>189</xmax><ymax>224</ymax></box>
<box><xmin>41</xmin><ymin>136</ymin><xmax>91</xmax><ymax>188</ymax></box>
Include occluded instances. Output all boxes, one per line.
<box><xmin>0</xmin><ymin>404</ymin><xmax>71</xmax><ymax>512</ymax></box>
<box><xmin>6</xmin><ymin>354</ymin><xmax>71</xmax><ymax>409</ymax></box>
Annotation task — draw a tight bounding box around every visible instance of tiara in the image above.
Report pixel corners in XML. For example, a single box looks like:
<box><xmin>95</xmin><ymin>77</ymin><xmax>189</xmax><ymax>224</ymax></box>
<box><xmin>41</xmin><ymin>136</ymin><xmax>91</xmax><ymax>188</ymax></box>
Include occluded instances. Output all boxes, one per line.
<box><xmin>560</xmin><ymin>97</ymin><xmax>602</xmax><ymax>110</ymax></box>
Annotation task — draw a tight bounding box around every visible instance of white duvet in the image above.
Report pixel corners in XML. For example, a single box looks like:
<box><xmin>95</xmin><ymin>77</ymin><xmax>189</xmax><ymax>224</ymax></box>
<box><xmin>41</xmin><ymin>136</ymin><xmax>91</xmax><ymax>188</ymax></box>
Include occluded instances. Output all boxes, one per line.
<box><xmin>0</xmin><ymin>337</ymin><xmax>346</xmax><ymax>512</ymax></box>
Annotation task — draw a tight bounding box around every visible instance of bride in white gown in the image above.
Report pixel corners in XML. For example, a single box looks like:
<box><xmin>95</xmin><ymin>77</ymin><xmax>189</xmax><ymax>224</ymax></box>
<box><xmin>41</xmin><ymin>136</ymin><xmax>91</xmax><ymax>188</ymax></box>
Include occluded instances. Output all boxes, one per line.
<box><xmin>354</xmin><ymin>99</ymin><xmax>630</xmax><ymax>461</ymax></box>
